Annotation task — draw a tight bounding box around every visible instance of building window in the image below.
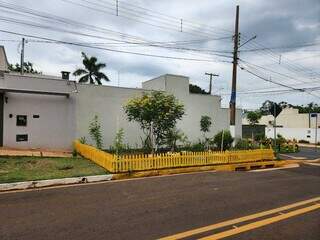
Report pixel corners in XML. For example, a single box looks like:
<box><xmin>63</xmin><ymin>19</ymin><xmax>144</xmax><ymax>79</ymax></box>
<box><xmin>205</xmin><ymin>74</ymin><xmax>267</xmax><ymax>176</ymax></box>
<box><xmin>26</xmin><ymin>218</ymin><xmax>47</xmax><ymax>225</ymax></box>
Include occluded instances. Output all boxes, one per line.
<box><xmin>16</xmin><ymin>134</ymin><xmax>28</xmax><ymax>142</ymax></box>
<box><xmin>16</xmin><ymin>115</ymin><xmax>27</xmax><ymax>126</ymax></box>
<box><xmin>33</xmin><ymin>115</ymin><xmax>40</xmax><ymax>119</ymax></box>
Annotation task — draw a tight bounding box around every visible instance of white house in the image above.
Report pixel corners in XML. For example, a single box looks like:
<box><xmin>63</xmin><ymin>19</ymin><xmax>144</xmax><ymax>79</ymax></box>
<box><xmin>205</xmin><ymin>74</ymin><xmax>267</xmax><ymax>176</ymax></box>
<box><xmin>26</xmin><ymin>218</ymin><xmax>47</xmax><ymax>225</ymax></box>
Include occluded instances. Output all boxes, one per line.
<box><xmin>0</xmin><ymin>46</ymin><xmax>242</xmax><ymax>150</ymax></box>
<box><xmin>243</xmin><ymin>107</ymin><xmax>320</xmax><ymax>143</ymax></box>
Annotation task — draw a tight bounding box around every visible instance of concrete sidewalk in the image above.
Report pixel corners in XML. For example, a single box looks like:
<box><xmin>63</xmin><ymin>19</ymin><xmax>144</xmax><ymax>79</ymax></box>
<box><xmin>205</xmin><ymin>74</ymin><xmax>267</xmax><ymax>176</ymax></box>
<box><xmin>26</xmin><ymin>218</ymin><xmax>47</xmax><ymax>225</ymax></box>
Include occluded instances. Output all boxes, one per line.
<box><xmin>0</xmin><ymin>147</ymin><xmax>72</xmax><ymax>157</ymax></box>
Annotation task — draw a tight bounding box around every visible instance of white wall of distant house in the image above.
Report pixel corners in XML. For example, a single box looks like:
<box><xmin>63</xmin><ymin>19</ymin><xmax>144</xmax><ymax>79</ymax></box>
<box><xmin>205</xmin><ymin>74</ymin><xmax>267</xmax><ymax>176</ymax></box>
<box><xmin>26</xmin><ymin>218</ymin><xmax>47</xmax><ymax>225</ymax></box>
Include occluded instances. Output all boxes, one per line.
<box><xmin>75</xmin><ymin>74</ymin><xmax>242</xmax><ymax>149</ymax></box>
<box><xmin>265</xmin><ymin>127</ymin><xmax>319</xmax><ymax>144</ymax></box>
<box><xmin>1</xmin><ymin>72</ymin><xmax>242</xmax><ymax>150</ymax></box>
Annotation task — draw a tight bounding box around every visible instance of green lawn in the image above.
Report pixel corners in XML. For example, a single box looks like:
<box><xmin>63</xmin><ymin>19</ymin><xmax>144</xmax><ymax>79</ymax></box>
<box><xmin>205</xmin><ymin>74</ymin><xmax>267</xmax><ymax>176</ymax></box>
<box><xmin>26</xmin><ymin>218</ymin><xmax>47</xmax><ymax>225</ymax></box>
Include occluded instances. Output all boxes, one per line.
<box><xmin>0</xmin><ymin>156</ymin><xmax>108</xmax><ymax>184</ymax></box>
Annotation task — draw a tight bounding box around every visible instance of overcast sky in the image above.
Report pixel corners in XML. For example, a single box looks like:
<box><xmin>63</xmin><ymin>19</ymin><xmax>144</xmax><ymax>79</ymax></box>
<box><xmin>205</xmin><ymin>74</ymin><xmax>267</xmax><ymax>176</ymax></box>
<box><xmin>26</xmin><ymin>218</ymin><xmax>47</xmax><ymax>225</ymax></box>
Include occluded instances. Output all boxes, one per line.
<box><xmin>0</xmin><ymin>0</ymin><xmax>319</xmax><ymax>109</ymax></box>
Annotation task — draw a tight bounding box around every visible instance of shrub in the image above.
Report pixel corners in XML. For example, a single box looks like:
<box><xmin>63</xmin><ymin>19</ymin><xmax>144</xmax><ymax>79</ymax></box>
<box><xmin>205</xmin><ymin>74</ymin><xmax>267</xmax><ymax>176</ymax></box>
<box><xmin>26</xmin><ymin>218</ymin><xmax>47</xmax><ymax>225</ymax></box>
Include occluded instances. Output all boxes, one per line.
<box><xmin>79</xmin><ymin>136</ymin><xmax>87</xmax><ymax>144</ymax></box>
<box><xmin>72</xmin><ymin>148</ymin><xmax>77</xmax><ymax>157</ymax></box>
<box><xmin>165</xmin><ymin>128</ymin><xmax>188</xmax><ymax>151</ymax></box>
<box><xmin>235</xmin><ymin>139</ymin><xmax>251</xmax><ymax>150</ymax></box>
<box><xmin>254</xmin><ymin>133</ymin><xmax>265</xmax><ymax>142</ymax></box>
<box><xmin>89</xmin><ymin>115</ymin><xmax>103</xmax><ymax>149</ymax></box>
<box><xmin>276</xmin><ymin>134</ymin><xmax>286</xmax><ymax>146</ymax></box>
<box><xmin>112</xmin><ymin>128</ymin><xmax>126</xmax><ymax>155</ymax></box>
<box><xmin>190</xmin><ymin>141</ymin><xmax>205</xmax><ymax>152</ymax></box>
<box><xmin>212</xmin><ymin>130</ymin><xmax>234</xmax><ymax>151</ymax></box>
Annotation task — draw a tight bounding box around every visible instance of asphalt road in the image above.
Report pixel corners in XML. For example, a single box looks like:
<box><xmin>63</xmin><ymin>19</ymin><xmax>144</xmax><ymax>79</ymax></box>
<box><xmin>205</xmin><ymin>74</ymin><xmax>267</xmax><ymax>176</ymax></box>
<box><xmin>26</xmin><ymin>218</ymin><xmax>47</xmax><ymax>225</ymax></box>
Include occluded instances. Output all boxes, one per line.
<box><xmin>0</xmin><ymin>164</ymin><xmax>319</xmax><ymax>240</ymax></box>
<box><xmin>280</xmin><ymin>146</ymin><xmax>320</xmax><ymax>160</ymax></box>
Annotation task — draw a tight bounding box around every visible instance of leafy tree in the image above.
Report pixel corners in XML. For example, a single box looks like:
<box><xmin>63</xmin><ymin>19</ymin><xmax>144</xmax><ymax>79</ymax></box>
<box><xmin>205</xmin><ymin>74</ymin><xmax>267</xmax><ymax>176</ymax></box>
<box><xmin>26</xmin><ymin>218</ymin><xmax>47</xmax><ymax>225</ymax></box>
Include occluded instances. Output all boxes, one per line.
<box><xmin>246</xmin><ymin>111</ymin><xmax>262</xmax><ymax>125</ymax></box>
<box><xmin>212</xmin><ymin>130</ymin><xmax>234</xmax><ymax>151</ymax></box>
<box><xmin>278</xmin><ymin>101</ymin><xmax>292</xmax><ymax>109</ymax></box>
<box><xmin>260</xmin><ymin>100</ymin><xmax>275</xmax><ymax>115</ymax></box>
<box><xmin>200</xmin><ymin>116</ymin><xmax>212</xmax><ymax>135</ymax></box>
<box><xmin>89</xmin><ymin>115</ymin><xmax>103</xmax><ymax>149</ymax></box>
<box><xmin>293</xmin><ymin>102</ymin><xmax>320</xmax><ymax>113</ymax></box>
<box><xmin>124</xmin><ymin>91</ymin><xmax>185</xmax><ymax>152</ymax></box>
<box><xmin>189</xmin><ymin>84</ymin><xmax>208</xmax><ymax>94</ymax></box>
<box><xmin>260</xmin><ymin>100</ymin><xmax>320</xmax><ymax>114</ymax></box>
<box><xmin>200</xmin><ymin>115</ymin><xmax>212</xmax><ymax>149</ymax></box>
<box><xmin>246</xmin><ymin>111</ymin><xmax>262</xmax><ymax>140</ymax></box>
<box><xmin>9</xmin><ymin>62</ymin><xmax>41</xmax><ymax>74</ymax></box>
<box><xmin>73</xmin><ymin>52</ymin><xmax>109</xmax><ymax>85</ymax></box>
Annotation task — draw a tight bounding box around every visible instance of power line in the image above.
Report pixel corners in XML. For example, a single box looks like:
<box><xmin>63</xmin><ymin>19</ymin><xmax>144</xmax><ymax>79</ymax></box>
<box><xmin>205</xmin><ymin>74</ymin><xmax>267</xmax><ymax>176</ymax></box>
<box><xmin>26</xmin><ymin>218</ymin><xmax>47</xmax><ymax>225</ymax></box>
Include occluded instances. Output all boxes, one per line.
<box><xmin>221</xmin><ymin>86</ymin><xmax>320</xmax><ymax>96</ymax></box>
<box><xmin>0</xmin><ymin>2</ymin><xmax>234</xmax><ymax>59</ymax></box>
<box><xmin>240</xmin><ymin>41</ymin><xmax>320</xmax><ymax>52</ymax></box>
<box><xmin>229</xmin><ymin>80</ymin><xmax>320</xmax><ymax>94</ymax></box>
<box><xmin>108</xmin><ymin>0</ymin><xmax>233</xmax><ymax>35</ymax></box>
<box><xmin>238</xmin><ymin>59</ymin><xmax>317</xmax><ymax>84</ymax></box>
<box><xmin>0</xmin><ymin>2</ymin><xmax>144</xmax><ymax>42</ymax></box>
<box><xmin>241</xmin><ymin>39</ymin><xmax>320</xmax><ymax>79</ymax></box>
<box><xmin>0</xmin><ymin>15</ymin><xmax>234</xmax><ymax>59</ymax></box>
<box><xmin>238</xmin><ymin>33</ymin><xmax>320</xmax><ymax>76</ymax></box>
<box><xmin>286</xmin><ymin>54</ymin><xmax>320</xmax><ymax>62</ymax></box>
<box><xmin>238</xmin><ymin>63</ymin><xmax>320</xmax><ymax>100</ymax></box>
<box><xmin>60</xmin><ymin>0</ymin><xmax>231</xmax><ymax>39</ymax></box>
<box><xmin>3</xmin><ymin>0</ymin><xmax>316</xmax><ymax>82</ymax></box>
<box><xmin>0</xmin><ymin>29</ymin><xmax>233</xmax><ymax>63</ymax></box>
<box><xmin>64</xmin><ymin>0</ymin><xmax>233</xmax><ymax>37</ymax></box>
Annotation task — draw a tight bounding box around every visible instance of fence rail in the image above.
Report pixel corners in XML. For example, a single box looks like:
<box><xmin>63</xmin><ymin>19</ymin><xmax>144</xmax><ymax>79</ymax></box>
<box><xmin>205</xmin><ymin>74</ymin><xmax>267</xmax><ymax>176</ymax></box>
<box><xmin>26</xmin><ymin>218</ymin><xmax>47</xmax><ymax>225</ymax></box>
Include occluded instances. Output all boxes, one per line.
<box><xmin>74</xmin><ymin>141</ymin><xmax>275</xmax><ymax>173</ymax></box>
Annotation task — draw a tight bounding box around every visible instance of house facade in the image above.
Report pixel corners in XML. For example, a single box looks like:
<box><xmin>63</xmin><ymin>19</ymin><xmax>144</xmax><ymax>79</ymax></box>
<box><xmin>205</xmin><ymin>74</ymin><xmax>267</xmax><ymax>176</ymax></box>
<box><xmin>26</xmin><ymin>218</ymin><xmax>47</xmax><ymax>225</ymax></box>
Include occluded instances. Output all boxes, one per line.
<box><xmin>242</xmin><ymin>107</ymin><xmax>320</xmax><ymax>143</ymax></box>
<box><xmin>0</xmin><ymin>46</ymin><xmax>242</xmax><ymax>150</ymax></box>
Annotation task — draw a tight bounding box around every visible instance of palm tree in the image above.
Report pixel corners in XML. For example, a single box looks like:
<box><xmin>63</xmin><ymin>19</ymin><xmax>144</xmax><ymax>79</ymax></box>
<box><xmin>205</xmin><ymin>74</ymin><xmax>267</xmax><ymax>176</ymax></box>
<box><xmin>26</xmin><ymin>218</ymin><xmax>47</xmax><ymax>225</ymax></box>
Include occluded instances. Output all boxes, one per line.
<box><xmin>73</xmin><ymin>52</ymin><xmax>109</xmax><ymax>85</ymax></box>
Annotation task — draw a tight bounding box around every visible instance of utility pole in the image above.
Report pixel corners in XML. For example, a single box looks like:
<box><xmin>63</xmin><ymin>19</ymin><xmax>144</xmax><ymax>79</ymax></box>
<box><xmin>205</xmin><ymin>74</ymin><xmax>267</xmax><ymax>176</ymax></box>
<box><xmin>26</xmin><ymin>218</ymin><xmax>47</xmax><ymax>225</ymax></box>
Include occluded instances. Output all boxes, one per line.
<box><xmin>311</xmin><ymin>113</ymin><xmax>318</xmax><ymax>151</ymax></box>
<box><xmin>205</xmin><ymin>72</ymin><xmax>219</xmax><ymax>94</ymax></box>
<box><xmin>315</xmin><ymin>114</ymin><xmax>318</xmax><ymax>152</ymax></box>
<box><xmin>116</xmin><ymin>0</ymin><xmax>119</xmax><ymax>16</ymax></box>
<box><xmin>273</xmin><ymin>102</ymin><xmax>277</xmax><ymax>149</ymax></box>
<box><xmin>20</xmin><ymin>37</ymin><xmax>25</xmax><ymax>75</ymax></box>
<box><xmin>229</xmin><ymin>5</ymin><xmax>240</xmax><ymax>139</ymax></box>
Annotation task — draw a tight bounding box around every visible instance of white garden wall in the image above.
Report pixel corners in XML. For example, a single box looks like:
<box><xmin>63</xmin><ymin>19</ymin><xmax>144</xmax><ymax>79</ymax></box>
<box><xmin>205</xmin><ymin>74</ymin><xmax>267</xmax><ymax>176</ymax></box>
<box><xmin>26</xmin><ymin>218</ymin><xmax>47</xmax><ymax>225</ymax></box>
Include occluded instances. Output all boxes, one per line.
<box><xmin>265</xmin><ymin>127</ymin><xmax>319</xmax><ymax>144</ymax></box>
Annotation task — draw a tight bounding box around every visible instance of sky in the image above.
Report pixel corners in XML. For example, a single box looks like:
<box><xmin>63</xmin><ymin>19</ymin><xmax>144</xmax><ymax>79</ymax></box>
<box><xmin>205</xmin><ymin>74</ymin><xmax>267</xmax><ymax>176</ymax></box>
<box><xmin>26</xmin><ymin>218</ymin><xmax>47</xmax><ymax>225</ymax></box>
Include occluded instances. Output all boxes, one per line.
<box><xmin>0</xmin><ymin>0</ymin><xmax>319</xmax><ymax>109</ymax></box>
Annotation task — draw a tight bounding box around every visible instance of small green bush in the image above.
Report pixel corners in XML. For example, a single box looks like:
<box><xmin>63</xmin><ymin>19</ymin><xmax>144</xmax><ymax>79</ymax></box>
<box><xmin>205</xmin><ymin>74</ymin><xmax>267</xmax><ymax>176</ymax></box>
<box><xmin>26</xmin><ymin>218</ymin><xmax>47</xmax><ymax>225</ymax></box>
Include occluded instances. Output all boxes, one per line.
<box><xmin>235</xmin><ymin>139</ymin><xmax>251</xmax><ymax>150</ymax></box>
<box><xmin>254</xmin><ymin>133</ymin><xmax>265</xmax><ymax>142</ymax></box>
<box><xmin>89</xmin><ymin>115</ymin><xmax>103</xmax><ymax>149</ymax></box>
<box><xmin>212</xmin><ymin>130</ymin><xmax>234</xmax><ymax>151</ymax></box>
<box><xmin>276</xmin><ymin>134</ymin><xmax>286</xmax><ymax>146</ymax></box>
<box><xmin>112</xmin><ymin>128</ymin><xmax>126</xmax><ymax>155</ymax></box>
<box><xmin>79</xmin><ymin>136</ymin><xmax>87</xmax><ymax>144</ymax></box>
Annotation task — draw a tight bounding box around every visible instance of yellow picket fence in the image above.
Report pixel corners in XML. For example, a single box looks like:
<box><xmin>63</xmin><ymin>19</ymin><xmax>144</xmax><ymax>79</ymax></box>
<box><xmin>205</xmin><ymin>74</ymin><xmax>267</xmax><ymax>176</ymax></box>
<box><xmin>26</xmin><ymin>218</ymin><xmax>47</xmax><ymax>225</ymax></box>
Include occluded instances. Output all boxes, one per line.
<box><xmin>74</xmin><ymin>140</ymin><xmax>275</xmax><ymax>173</ymax></box>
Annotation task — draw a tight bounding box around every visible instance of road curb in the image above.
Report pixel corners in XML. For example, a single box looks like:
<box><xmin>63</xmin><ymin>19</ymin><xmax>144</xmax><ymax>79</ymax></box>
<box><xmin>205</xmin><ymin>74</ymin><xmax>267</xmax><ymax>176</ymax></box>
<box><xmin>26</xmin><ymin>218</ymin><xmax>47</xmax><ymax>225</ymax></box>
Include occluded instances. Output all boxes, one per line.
<box><xmin>0</xmin><ymin>174</ymin><xmax>113</xmax><ymax>192</ymax></box>
<box><xmin>0</xmin><ymin>161</ymin><xmax>291</xmax><ymax>192</ymax></box>
<box><xmin>111</xmin><ymin>160</ymin><xmax>288</xmax><ymax>180</ymax></box>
